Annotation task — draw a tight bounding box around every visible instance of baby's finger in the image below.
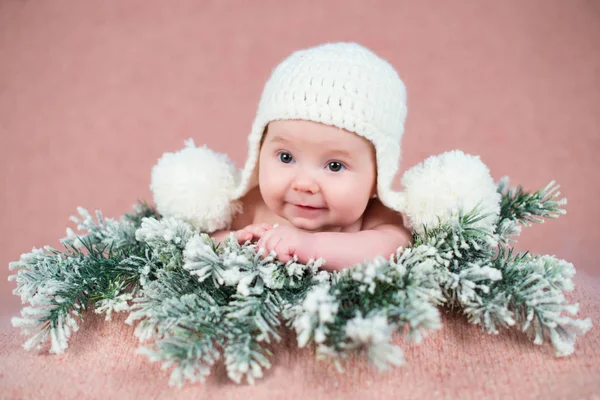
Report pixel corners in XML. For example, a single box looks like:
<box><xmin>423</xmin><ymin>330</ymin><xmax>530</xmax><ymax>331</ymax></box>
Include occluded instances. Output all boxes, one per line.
<box><xmin>256</xmin><ymin>227</ymin><xmax>274</xmax><ymax>249</ymax></box>
<box><xmin>277</xmin><ymin>250</ymin><xmax>292</xmax><ymax>264</ymax></box>
<box><xmin>256</xmin><ymin>238</ymin><xmax>268</xmax><ymax>256</ymax></box>
<box><xmin>264</xmin><ymin>235</ymin><xmax>283</xmax><ymax>259</ymax></box>
<box><xmin>275</xmin><ymin>240</ymin><xmax>294</xmax><ymax>263</ymax></box>
<box><xmin>257</xmin><ymin>231</ymin><xmax>275</xmax><ymax>258</ymax></box>
<box><xmin>235</xmin><ymin>230</ymin><xmax>252</xmax><ymax>243</ymax></box>
<box><xmin>246</xmin><ymin>224</ymin><xmax>270</xmax><ymax>238</ymax></box>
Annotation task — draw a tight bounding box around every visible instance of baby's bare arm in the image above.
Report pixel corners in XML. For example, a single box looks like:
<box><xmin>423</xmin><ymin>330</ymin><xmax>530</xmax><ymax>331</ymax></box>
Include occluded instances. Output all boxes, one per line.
<box><xmin>310</xmin><ymin>224</ymin><xmax>411</xmax><ymax>271</ymax></box>
<box><xmin>308</xmin><ymin>200</ymin><xmax>411</xmax><ymax>270</ymax></box>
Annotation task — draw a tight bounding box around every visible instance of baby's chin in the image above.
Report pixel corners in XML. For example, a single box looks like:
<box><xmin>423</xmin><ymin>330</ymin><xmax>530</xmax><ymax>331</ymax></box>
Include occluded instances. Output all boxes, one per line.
<box><xmin>275</xmin><ymin>204</ymin><xmax>346</xmax><ymax>232</ymax></box>
<box><xmin>286</xmin><ymin>216</ymin><xmax>342</xmax><ymax>233</ymax></box>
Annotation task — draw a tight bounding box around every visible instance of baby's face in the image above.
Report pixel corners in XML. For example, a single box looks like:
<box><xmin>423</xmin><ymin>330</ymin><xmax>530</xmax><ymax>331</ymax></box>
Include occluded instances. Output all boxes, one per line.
<box><xmin>258</xmin><ymin>120</ymin><xmax>376</xmax><ymax>232</ymax></box>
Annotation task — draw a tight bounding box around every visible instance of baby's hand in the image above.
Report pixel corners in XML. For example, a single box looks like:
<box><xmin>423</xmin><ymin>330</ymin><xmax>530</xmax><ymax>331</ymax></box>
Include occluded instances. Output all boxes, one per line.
<box><xmin>234</xmin><ymin>223</ymin><xmax>273</xmax><ymax>243</ymax></box>
<box><xmin>256</xmin><ymin>225</ymin><xmax>314</xmax><ymax>264</ymax></box>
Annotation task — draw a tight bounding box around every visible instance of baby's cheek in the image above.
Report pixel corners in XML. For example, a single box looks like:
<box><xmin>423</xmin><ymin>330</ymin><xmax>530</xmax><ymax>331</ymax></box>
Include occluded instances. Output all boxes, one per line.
<box><xmin>330</xmin><ymin>186</ymin><xmax>370</xmax><ymax>221</ymax></box>
<box><xmin>259</xmin><ymin>176</ymin><xmax>288</xmax><ymax>212</ymax></box>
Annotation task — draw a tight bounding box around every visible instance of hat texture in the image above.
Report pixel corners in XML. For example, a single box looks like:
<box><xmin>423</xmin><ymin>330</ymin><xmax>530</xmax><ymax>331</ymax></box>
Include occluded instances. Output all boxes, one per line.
<box><xmin>233</xmin><ymin>42</ymin><xmax>408</xmax><ymax>213</ymax></box>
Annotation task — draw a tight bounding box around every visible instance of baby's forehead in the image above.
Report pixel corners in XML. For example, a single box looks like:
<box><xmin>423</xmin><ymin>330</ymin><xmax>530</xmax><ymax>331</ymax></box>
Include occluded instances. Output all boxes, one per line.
<box><xmin>263</xmin><ymin>120</ymin><xmax>373</xmax><ymax>152</ymax></box>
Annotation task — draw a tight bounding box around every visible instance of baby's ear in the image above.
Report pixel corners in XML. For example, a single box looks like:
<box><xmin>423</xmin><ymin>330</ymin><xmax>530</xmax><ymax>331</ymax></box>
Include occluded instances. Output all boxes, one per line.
<box><xmin>150</xmin><ymin>139</ymin><xmax>241</xmax><ymax>233</ymax></box>
<box><xmin>398</xmin><ymin>150</ymin><xmax>501</xmax><ymax>236</ymax></box>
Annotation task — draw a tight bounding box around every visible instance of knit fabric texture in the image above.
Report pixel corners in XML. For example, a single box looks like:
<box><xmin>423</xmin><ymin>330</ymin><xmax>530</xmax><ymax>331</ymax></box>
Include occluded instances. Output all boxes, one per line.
<box><xmin>233</xmin><ymin>42</ymin><xmax>408</xmax><ymax>213</ymax></box>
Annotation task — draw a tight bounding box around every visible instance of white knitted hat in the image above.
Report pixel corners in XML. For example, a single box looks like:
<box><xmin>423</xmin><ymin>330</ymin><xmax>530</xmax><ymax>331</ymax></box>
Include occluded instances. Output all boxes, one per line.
<box><xmin>233</xmin><ymin>42</ymin><xmax>408</xmax><ymax>213</ymax></box>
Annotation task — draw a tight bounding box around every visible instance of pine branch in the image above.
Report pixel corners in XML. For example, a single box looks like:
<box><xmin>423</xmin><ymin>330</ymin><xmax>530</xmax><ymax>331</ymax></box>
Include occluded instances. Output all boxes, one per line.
<box><xmin>9</xmin><ymin>181</ymin><xmax>591</xmax><ymax>387</ymax></box>
<box><xmin>10</xmin><ymin>240</ymin><xmax>145</xmax><ymax>353</ymax></box>
<box><xmin>123</xmin><ymin>201</ymin><xmax>161</xmax><ymax>226</ymax></box>
<box><xmin>61</xmin><ymin>202</ymin><xmax>157</xmax><ymax>253</ymax></box>
<box><xmin>497</xmin><ymin>253</ymin><xmax>591</xmax><ymax>355</ymax></box>
<box><xmin>287</xmin><ymin>208</ymin><xmax>500</xmax><ymax>372</ymax></box>
<box><xmin>223</xmin><ymin>330</ymin><xmax>272</xmax><ymax>385</ymax></box>
<box><xmin>9</xmin><ymin>204</ymin><xmax>157</xmax><ymax>353</ymax></box>
<box><xmin>496</xmin><ymin>179</ymin><xmax>566</xmax><ymax>243</ymax></box>
<box><xmin>221</xmin><ymin>292</ymin><xmax>286</xmax><ymax>385</ymax></box>
<box><xmin>135</xmin><ymin>217</ymin><xmax>195</xmax><ymax>270</ymax></box>
<box><xmin>411</xmin><ymin>210</ymin><xmax>502</xmax><ymax>312</ymax></box>
<box><xmin>138</xmin><ymin>328</ymin><xmax>220</xmax><ymax>388</ymax></box>
<box><xmin>456</xmin><ymin>247</ymin><xmax>592</xmax><ymax>356</ymax></box>
<box><xmin>129</xmin><ymin>223</ymin><xmax>311</xmax><ymax>386</ymax></box>
<box><xmin>290</xmin><ymin>252</ymin><xmax>444</xmax><ymax>372</ymax></box>
<box><xmin>224</xmin><ymin>291</ymin><xmax>284</xmax><ymax>344</ymax></box>
<box><xmin>126</xmin><ymin>266</ymin><xmax>230</xmax><ymax>387</ymax></box>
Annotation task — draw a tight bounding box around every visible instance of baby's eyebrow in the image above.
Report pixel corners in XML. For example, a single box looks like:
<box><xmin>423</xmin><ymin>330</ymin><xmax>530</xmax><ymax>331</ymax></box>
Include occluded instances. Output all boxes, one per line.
<box><xmin>266</xmin><ymin>135</ymin><xmax>289</xmax><ymax>144</ymax></box>
<box><xmin>326</xmin><ymin>149</ymin><xmax>353</xmax><ymax>159</ymax></box>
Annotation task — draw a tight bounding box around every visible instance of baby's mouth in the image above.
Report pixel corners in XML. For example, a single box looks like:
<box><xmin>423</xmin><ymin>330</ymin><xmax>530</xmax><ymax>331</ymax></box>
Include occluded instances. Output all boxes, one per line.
<box><xmin>292</xmin><ymin>204</ymin><xmax>325</xmax><ymax>211</ymax></box>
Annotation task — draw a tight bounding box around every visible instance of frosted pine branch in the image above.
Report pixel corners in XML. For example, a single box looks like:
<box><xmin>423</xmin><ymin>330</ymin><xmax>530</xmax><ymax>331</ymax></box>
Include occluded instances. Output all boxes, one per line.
<box><xmin>138</xmin><ymin>329</ymin><xmax>220</xmax><ymax>388</ymax></box>
<box><xmin>497</xmin><ymin>178</ymin><xmax>567</xmax><ymax>231</ymax></box>
<box><xmin>461</xmin><ymin>251</ymin><xmax>592</xmax><ymax>356</ymax></box>
<box><xmin>224</xmin><ymin>331</ymin><xmax>272</xmax><ymax>385</ymax></box>
<box><xmin>293</xmin><ymin>283</ymin><xmax>339</xmax><ymax>348</ymax></box>
<box><xmin>9</xmin><ymin>205</ymin><xmax>157</xmax><ymax>354</ymax></box>
<box><xmin>136</xmin><ymin>217</ymin><xmax>194</xmax><ymax>270</ymax></box>
<box><xmin>61</xmin><ymin>202</ymin><xmax>157</xmax><ymax>251</ymax></box>
<box><xmin>8</xmin><ymin>179</ymin><xmax>592</xmax><ymax>386</ymax></box>
<box><xmin>501</xmin><ymin>254</ymin><xmax>592</xmax><ymax>356</ymax></box>
<box><xmin>344</xmin><ymin>312</ymin><xmax>404</xmax><ymax>370</ymax></box>
<box><xmin>224</xmin><ymin>291</ymin><xmax>283</xmax><ymax>343</ymax></box>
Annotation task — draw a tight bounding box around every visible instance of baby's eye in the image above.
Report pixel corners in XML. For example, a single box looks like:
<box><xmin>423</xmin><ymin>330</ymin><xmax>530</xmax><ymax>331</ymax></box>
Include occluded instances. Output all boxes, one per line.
<box><xmin>278</xmin><ymin>152</ymin><xmax>294</xmax><ymax>164</ymax></box>
<box><xmin>327</xmin><ymin>161</ymin><xmax>345</xmax><ymax>172</ymax></box>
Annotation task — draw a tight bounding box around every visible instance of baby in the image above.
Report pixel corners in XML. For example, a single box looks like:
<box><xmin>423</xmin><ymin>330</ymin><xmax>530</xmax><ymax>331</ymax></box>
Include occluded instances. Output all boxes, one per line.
<box><xmin>211</xmin><ymin>42</ymin><xmax>412</xmax><ymax>271</ymax></box>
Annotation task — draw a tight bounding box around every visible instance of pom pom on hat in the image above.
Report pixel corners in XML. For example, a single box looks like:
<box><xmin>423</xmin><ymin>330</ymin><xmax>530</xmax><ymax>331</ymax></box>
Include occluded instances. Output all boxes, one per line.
<box><xmin>150</xmin><ymin>140</ymin><xmax>241</xmax><ymax>233</ymax></box>
<box><xmin>400</xmin><ymin>150</ymin><xmax>501</xmax><ymax>236</ymax></box>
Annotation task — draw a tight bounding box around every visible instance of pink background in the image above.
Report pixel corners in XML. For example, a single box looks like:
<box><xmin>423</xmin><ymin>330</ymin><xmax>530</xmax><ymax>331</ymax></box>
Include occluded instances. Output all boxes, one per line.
<box><xmin>1</xmin><ymin>0</ymin><xmax>599</xmax><ymax>326</ymax></box>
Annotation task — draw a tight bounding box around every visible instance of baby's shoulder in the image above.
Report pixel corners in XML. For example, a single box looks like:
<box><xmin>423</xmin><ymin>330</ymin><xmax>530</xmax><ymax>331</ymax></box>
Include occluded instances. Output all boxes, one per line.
<box><xmin>360</xmin><ymin>198</ymin><xmax>406</xmax><ymax>230</ymax></box>
<box><xmin>230</xmin><ymin>187</ymin><xmax>262</xmax><ymax>230</ymax></box>
<box><xmin>231</xmin><ymin>186</ymin><xmax>287</xmax><ymax>229</ymax></box>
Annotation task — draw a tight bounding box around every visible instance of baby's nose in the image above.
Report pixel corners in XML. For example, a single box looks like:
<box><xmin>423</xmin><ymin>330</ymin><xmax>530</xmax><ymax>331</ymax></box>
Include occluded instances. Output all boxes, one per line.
<box><xmin>291</xmin><ymin>174</ymin><xmax>319</xmax><ymax>194</ymax></box>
